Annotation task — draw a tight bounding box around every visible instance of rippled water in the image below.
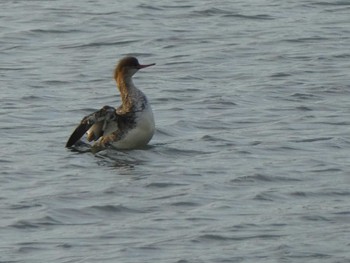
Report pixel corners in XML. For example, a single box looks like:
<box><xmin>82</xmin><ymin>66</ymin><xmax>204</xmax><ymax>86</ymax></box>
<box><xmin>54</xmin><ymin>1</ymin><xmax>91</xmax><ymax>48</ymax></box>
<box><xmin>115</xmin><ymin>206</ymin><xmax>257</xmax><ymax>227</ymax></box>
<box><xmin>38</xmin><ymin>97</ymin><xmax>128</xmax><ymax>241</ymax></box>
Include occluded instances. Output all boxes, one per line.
<box><xmin>1</xmin><ymin>0</ymin><xmax>350</xmax><ymax>262</ymax></box>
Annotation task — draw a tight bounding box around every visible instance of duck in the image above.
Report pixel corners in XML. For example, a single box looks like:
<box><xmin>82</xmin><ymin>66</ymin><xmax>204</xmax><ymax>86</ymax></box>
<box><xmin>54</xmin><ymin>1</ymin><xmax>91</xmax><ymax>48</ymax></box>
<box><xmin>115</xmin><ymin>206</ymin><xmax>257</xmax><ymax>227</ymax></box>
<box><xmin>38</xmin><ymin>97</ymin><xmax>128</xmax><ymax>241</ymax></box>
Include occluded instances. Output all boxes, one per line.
<box><xmin>66</xmin><ymin>56</ymin><xmax>155</xmax><ymax>151</ymax></box>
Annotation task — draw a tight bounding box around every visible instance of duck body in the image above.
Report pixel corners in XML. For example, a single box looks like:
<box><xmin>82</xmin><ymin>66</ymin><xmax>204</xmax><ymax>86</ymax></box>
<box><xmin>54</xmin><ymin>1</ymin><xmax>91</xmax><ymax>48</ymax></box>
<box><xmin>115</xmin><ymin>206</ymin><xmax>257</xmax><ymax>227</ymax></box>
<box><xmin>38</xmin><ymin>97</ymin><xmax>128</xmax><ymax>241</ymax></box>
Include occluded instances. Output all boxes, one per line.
<box><xmin>106</xmin><ymin>89</ymin><xmax>155</xmax><ymax>150</ymax></box>
<box><xmin>66</xmin><ymin>56</ymin><xmax>155</xmax><ymax>150</ymax></box>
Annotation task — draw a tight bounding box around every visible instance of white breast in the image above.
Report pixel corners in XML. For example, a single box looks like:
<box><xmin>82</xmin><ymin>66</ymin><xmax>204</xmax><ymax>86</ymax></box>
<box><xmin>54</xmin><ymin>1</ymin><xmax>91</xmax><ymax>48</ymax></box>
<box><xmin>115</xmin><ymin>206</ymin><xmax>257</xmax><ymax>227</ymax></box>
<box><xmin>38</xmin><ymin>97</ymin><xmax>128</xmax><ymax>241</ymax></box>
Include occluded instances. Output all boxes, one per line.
<box><xmin>111</xmin><ymin>104</ymin><xmax>155</xmax><ymax>149</ymax></box>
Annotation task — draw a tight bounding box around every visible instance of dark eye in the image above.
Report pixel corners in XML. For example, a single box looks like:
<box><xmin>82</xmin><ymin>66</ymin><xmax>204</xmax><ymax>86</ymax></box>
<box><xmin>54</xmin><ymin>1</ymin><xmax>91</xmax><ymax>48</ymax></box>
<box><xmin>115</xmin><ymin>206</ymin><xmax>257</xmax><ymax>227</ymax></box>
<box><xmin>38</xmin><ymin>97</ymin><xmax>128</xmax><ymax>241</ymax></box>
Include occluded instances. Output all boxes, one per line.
<box><xmin>131</xmin><ymin>58</ymin><xmax>139</xmax><ymax>67</ymax></box>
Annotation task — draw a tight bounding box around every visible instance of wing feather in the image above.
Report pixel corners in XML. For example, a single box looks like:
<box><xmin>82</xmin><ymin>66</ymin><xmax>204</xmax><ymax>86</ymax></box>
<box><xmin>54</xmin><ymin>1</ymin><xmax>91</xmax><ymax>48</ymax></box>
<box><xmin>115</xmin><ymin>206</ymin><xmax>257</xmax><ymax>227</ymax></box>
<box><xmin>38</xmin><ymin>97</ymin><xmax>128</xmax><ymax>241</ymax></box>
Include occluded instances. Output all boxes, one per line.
<box><xmin>66</xmin><ymin>106</ymin><xmax>118</xmax><ymax>147</ymax></box>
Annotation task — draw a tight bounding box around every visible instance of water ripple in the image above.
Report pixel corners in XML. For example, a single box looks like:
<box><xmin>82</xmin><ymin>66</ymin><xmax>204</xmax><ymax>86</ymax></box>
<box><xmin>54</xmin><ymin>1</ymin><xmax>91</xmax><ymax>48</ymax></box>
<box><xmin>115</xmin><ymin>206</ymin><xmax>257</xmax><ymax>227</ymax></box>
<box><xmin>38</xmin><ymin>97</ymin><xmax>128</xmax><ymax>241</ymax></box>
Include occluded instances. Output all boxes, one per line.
<box><xmin>1</xmin><ymin>0</ymin><xmax>350</xmax><ymax>262</ymax></box>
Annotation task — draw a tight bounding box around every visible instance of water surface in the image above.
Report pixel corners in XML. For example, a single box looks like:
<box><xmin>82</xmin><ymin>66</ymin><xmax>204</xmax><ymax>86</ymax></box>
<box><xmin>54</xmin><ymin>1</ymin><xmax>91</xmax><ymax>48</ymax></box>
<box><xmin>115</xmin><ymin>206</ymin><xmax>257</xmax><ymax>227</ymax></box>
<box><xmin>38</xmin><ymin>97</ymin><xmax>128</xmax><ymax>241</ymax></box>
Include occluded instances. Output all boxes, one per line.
<box><xmin>1</xmin><ymin>0</ymin><xmax>350</xmax><ymax>262</ymax></box>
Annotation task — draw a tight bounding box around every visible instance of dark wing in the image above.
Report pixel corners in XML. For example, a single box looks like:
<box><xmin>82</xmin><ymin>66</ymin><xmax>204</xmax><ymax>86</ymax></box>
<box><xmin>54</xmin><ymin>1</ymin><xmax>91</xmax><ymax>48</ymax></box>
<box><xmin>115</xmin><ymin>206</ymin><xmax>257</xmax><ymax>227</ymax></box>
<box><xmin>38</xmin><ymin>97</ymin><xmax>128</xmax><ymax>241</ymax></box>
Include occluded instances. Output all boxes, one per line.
<box><xmin>66</xmin><ymin>105</ymin><xmax>119</xmax><ymax>147</ymax></box>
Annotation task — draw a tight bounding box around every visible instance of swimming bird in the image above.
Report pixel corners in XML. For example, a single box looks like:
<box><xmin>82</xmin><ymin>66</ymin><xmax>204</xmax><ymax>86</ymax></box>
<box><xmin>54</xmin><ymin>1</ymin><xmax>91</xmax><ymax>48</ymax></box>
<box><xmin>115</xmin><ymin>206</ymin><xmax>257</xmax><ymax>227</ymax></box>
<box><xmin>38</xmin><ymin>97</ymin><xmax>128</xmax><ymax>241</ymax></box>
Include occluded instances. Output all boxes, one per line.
<box><xmin>66</xmin><ymin>56</ymin><xmax>155</xmax><ymax>151</ymax></box>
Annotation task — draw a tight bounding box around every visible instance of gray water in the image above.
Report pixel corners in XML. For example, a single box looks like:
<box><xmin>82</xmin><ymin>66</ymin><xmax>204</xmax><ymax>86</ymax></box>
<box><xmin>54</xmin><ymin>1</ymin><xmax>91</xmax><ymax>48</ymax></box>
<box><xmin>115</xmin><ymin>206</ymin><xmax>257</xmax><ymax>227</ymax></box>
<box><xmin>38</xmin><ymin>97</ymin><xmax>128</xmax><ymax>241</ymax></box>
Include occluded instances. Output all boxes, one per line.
<box><xmin>1</xmin><ymin>0</ymin><xmax>350</xmax><ymax>262</ymax></box>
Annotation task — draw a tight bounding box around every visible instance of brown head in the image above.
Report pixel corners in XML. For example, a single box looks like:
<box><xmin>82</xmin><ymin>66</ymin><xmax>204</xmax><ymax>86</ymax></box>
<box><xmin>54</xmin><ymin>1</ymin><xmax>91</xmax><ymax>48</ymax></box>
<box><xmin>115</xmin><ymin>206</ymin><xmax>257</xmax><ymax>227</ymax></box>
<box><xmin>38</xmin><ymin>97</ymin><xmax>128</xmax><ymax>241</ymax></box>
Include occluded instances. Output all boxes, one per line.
<box><xmin>114</xmin><ymin>56</ymin><xmax>155</xmax><ymax>82</ymax></box>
